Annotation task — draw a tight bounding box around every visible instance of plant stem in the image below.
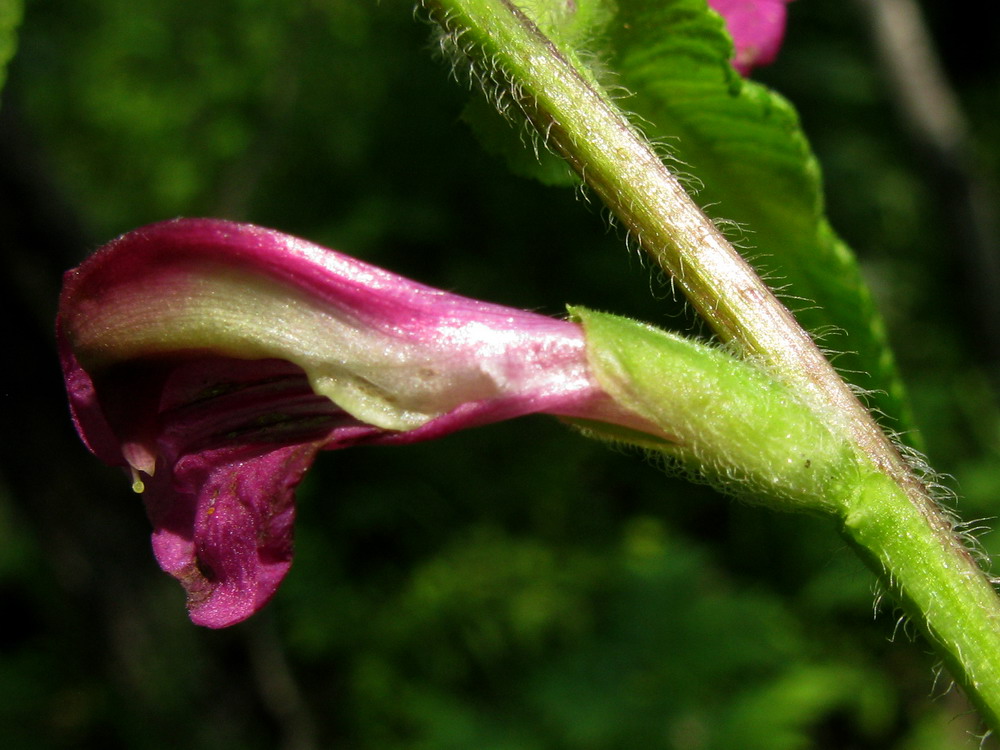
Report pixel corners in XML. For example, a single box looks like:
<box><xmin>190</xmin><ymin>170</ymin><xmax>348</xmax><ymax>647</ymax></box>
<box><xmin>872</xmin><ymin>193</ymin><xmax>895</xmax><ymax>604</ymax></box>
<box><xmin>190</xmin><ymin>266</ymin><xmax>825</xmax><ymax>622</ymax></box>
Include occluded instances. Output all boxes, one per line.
<box><xmin>844</xmin><ymin>471</ymin><xmax>1000</xmax><ymax>730</ymax></box>
<box><xmin>424</xmin><ymin>0</ymin><xmax>1000</xmax><ymax>730</ymax></box>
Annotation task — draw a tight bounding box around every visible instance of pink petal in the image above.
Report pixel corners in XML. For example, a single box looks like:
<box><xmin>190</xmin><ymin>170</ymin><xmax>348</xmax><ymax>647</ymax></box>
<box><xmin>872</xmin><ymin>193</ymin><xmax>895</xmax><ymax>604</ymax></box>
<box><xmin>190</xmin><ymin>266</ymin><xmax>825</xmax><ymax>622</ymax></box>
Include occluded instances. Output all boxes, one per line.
<box><xmin>58</xmin><ymin>219</ymin><xmax>662</xmax><ymax>626</ymax></box>
<box><xmin>708</xmin><ymin>0</ymin><xmax>792</xmax><ymax>75</ymax></box>
<box><xmin>144</xmin><ymin>442</ymin><xmax>313</xmax><ymax>628</ymax></box>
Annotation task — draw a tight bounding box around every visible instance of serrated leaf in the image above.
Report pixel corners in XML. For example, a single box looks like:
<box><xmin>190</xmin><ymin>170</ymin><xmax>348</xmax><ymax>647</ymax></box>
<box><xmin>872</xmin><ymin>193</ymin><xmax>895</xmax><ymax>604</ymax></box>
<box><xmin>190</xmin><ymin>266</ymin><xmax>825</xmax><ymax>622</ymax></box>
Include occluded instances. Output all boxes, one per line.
<box><xmin>604</xmin><ymin>0</ymin><xmax>914</xmax><ymax>436</ymax></box>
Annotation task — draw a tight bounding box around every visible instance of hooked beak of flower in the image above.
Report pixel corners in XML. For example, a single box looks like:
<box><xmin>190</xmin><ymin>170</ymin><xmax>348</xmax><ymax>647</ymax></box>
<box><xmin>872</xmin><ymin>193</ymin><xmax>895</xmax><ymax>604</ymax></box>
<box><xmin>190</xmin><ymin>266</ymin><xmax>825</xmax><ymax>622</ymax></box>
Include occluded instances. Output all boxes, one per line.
<box><xmin>58</xmin><ymin>218</ymin><xmax>664</xmax><ymax>627</ymax></box>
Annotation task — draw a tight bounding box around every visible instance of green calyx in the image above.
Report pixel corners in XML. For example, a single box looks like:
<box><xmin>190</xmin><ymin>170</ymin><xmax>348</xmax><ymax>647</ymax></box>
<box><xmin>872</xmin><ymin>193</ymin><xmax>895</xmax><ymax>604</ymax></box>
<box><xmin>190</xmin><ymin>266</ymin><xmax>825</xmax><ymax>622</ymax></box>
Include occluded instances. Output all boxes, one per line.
<box><xmin>571</xmin><ymin>306</ymin><xmax>862</xmax><ymax>514</ymax></box>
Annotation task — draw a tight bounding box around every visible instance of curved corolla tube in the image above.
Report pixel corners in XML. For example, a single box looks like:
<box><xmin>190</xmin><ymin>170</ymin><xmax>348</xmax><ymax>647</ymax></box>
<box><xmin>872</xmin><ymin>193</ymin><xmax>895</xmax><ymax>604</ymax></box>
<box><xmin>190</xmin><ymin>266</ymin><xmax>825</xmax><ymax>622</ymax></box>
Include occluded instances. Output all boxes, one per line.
<box><xmin>58</xmin><ymin>218</ymin><xmax>664</xmax><ymax>627</ymax></box>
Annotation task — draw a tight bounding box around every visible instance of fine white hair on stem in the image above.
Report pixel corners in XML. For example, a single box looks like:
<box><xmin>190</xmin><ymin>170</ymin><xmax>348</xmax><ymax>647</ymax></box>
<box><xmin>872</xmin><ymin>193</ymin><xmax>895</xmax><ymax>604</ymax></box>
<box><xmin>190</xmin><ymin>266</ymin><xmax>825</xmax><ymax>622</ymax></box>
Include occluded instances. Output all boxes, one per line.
<box><xmin>712</xmin><ymin>216</ymin><xmax>754</xmax><ymax>250</ymax></box>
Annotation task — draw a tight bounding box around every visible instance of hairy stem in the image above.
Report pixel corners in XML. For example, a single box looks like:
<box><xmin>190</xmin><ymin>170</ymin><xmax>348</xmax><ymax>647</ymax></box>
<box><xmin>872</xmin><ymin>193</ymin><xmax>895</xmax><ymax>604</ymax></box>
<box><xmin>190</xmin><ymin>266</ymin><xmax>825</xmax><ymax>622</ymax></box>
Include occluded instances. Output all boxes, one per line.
<box><xmin>423</xmin><ymin>0</ymin><xmax>1000</xmax><ymax>730</ymax></box>
<box><xmin>843</xmin><ymin>472</ymin><xmax>1000</xmax><ymax>730</ymax></box>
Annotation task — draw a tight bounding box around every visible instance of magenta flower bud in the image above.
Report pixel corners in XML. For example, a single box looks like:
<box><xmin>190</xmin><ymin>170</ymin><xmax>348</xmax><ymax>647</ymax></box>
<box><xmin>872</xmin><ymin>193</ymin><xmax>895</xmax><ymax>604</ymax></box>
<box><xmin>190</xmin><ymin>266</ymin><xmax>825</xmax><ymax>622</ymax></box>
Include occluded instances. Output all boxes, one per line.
<box><xmin>708</xmin><ymin>0</ymin><xmax>793</xmax><ymax>75</ymax></box>
<box><xmin>58</xmin><ymin>219</ymin><xmax>661</xmax><ymax>627</ymax></box>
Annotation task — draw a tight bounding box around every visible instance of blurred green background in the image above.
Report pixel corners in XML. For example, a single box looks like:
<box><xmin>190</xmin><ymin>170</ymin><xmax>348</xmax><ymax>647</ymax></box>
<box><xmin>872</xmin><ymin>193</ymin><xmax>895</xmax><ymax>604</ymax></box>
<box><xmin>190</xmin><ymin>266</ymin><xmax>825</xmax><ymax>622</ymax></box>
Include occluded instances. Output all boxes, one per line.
<box><xmin>1</xmin><ymin>0</ymin><xmax>999</xmax><ymax>747</ymax></box>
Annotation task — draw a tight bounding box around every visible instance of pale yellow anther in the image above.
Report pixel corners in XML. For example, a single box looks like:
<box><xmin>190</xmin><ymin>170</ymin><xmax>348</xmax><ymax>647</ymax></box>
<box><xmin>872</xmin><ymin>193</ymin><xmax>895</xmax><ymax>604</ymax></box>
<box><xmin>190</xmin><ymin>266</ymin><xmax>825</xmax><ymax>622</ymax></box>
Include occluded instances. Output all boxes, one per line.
<box><xmin>130</xmin><ymin>467</ymin><xmax>146</xmax><ymax>494</ymax></box>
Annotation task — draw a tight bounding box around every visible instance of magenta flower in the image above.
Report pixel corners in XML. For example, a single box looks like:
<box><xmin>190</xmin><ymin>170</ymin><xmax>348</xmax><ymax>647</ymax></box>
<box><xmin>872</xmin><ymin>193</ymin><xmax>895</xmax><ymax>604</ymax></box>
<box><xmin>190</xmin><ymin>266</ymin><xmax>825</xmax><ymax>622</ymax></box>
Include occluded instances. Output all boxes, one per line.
<box><xmin>58</xmin><ymin>219</ymin><xmax>661</xmax><ymax>627</ymax></box>
<box><xmin>708</xmin><ymin>0</ymin><xmax>793</xmax><ymax>74</ymax></box>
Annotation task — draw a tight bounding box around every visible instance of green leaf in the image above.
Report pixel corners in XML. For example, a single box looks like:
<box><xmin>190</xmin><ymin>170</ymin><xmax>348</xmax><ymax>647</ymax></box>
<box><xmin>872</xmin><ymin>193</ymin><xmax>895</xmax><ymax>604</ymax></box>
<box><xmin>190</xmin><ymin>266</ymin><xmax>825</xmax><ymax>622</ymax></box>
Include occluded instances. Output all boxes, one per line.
<box><xmin>603</xmin><ymin>0</ymin><xmax>913</xmax><ymax>437</ymax></box>
<box><xmin>0</xmin><ymin>0</ymin><xmax>22</xmax><ymax>105</ymax></box>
